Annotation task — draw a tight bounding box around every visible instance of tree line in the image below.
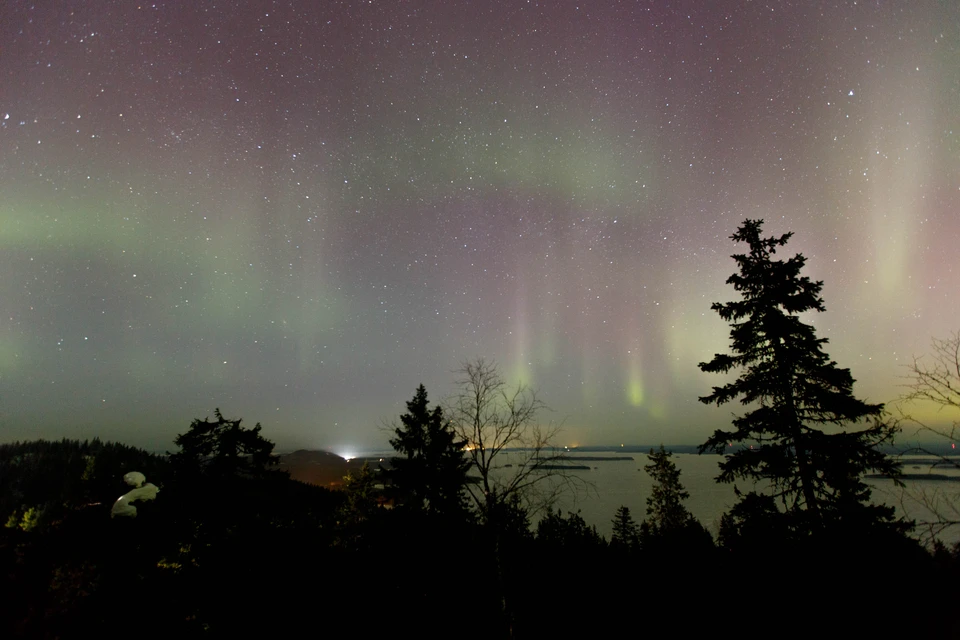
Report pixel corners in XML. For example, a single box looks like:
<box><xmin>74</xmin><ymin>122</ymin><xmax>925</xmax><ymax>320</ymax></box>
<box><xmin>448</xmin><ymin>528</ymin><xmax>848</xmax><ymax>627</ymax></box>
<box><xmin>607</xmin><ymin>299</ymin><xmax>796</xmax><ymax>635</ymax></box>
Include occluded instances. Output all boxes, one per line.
<box><xmin>2</xmin><ymin>219</ymin><xmax>960</xmax><ymax>637</ymax></box>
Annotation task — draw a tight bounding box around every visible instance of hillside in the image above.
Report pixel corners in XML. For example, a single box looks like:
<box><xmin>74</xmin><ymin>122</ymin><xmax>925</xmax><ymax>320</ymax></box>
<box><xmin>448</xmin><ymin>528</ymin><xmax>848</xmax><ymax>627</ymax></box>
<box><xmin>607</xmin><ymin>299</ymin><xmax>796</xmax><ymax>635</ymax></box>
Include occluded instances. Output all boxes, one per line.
<box><xmin>277</xmin><ymin>450</ymin><xmax>379</xmax><ymax>488</ymax></box>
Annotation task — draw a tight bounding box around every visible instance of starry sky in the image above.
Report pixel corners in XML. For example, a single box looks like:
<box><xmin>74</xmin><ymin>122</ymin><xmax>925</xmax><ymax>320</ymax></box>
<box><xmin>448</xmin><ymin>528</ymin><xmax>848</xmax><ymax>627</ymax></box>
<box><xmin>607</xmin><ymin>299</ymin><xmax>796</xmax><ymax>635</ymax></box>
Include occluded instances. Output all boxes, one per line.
<box><xmin>2</xmin><ymin>1</ymin><xmax>958</xmax><ymax>453</ymax></box>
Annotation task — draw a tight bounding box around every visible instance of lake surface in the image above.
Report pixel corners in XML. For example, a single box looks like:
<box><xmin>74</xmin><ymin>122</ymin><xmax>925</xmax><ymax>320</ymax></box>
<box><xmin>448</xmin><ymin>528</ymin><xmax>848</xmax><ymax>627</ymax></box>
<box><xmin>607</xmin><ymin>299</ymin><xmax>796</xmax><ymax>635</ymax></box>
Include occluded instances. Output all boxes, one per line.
<box><xmin>539</xmin><ymin>452</ymin><xmax>738</xmax><ymax>537</ymax></box>
<box><xmin>369</xmin><ymin>450</ymin><xmax>960</xmax><ymax>545</ymax></box>
<box><xmin>545</xmin><ymin>452</ymin><xmax>960</xmax><ymax>545</ymax></box>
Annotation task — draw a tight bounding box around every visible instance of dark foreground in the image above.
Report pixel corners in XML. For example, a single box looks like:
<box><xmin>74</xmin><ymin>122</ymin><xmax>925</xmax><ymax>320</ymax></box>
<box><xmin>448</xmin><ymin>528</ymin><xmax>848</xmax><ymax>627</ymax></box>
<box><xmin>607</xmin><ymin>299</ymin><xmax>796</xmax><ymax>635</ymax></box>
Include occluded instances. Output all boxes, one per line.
<box><xmin>2</xmin><ymin>439</ymin><xmax>959</xmax><ymax>638</ymax></box>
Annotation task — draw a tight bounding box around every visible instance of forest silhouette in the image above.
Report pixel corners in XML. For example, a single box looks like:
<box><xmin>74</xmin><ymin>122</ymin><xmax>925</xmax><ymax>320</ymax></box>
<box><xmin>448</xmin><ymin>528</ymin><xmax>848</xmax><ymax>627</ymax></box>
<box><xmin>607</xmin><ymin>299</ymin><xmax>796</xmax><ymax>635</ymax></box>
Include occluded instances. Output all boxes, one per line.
<box><xmin>3</xmin><ymin>221</ymin><xmax>959</xmax><ymax>638</ymax></box>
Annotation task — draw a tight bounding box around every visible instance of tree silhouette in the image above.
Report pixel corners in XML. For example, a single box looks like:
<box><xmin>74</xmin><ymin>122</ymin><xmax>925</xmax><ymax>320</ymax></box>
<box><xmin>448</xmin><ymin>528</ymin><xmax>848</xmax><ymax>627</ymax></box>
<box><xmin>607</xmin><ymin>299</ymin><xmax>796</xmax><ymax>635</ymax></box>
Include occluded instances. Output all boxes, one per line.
<box><xmin>536</xmin><ymin>508</ymin><xmax>604</xmax><ymax>551</ymax></box>
<box><xmin>699</xmin><ymin>219</ymin><xmax>904</xmax><ymax>537</ymax></box>
<box><xmin>446</xmin><ymin>358</ymin><xmax>582</xmax><ymax>523</ymax></box>
<box><xmin>899</xmin><ymin>330</ymin><xmax>960</xmax><ymax>542</ymax></box>
<box><xmin>610</xmin><ymin>506</ymin><xmax>640</xmax><ymax>551</ymax></box>
<box><xmin>445</xmin><ymin>358</ymin><xmax>583</xmax><ymax>636</ymax></box>
<box><xmin>642</xmin><ymin>446</ymin><xmax>695</xmax><ymax>534</ymax></box>
<box><xmin>638</xmin><ymin>446</ymin><xmax>712</xmax><ymax>554</ymax></box>
<box><xmin>389</xmin><ymin>384</ymin><xmax>471</xmax><ymax>518</ymax></box>
<box><xmin>170</xmin><ymin>408</ymin><xmax>280</xmax><ymax>479</ymax></box>
<box><xmin>340</xmin><ymin>462</ymin><xmax>380</xmax><ymax>525</ymax></box>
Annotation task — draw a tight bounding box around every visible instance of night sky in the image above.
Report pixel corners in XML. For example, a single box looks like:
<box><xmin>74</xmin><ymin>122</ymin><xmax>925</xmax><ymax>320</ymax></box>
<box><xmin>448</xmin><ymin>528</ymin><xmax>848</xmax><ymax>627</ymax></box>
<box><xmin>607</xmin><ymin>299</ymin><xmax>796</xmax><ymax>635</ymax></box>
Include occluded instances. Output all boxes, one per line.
<box><xmin>2</xmin><ymin>1</ymin><xmax>958</xmax><ymax>453</ymax></box>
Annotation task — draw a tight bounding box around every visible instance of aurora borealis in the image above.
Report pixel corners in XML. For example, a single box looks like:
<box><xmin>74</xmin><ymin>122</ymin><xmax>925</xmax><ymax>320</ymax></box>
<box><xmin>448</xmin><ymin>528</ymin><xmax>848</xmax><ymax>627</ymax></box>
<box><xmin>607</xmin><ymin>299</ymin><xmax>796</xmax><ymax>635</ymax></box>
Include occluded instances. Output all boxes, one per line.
<box><xmin>2</xmin><ymin>1</ymin><xmax>958</xmax><ymax>452</ymax></box>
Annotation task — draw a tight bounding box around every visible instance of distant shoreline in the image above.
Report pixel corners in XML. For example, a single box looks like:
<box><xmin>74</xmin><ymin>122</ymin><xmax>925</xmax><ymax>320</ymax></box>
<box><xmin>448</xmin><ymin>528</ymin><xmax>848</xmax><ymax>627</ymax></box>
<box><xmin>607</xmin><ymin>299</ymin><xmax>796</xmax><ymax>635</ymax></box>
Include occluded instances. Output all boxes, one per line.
<box><xmin>866</xmin><ymin>473</ymin><xmax>960</xmax><ymax>482</ymax></box>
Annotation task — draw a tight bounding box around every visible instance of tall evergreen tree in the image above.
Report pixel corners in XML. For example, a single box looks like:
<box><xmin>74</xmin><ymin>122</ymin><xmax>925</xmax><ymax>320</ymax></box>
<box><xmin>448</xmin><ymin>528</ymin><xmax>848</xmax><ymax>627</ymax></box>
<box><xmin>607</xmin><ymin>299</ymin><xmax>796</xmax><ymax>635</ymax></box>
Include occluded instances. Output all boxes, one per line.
<box><xmin>610</xmin><ymin>506</ymin><xmax>640</xmax><ymax>551</ymax></box>
<box><xmin>642</xmin><ymin>445</ymin><xmax>696</xmax><ymax>535</ymax></box>
<box><xmin>698</xmin><ymin>219</ymin><xmax>903</xmax><ymax>536</ymax></box>
<box><xmin>389</xmin><ymin>384</ymin><xmax>471</xmax><ymax>517</ymax></box>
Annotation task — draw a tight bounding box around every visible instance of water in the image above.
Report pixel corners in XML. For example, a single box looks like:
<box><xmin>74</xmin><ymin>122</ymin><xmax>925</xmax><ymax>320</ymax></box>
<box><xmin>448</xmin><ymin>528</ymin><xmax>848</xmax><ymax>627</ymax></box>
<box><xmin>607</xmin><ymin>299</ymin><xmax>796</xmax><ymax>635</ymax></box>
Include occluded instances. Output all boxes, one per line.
<box><xmin>545</xmin><ymin>452</ymin><xmax>960</xmax><ymax>546</ymax></box>
<box><xmin>370</xmin><ymin>450</ymin><xmax>960</xmax><ymax>545</ymax></box>
<box><xmin>544</xmin><ymin>452</ymin><xmax>736</xmax><ymax>537</ymax></box>
<box><xmin>867</xmin><ymin>456</ymin><xmax>960</xmax><ymax>546</ymax></box>
<box><xmin>497</xmin><ymin>451</ymin><xmax>960</xmax><ymax>546</ymax></box>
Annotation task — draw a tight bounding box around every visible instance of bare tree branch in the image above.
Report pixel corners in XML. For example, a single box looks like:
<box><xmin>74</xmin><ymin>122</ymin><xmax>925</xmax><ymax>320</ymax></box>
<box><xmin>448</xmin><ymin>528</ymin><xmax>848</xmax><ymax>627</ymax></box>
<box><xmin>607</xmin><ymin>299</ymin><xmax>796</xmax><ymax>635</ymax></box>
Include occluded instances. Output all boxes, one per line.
<box><xmin>896</xmin><ymin>331</ymin><xmax>960</xmax><ymax>543</ymax></box>
<box><xmin>444</xmin><ymin>358</ymin><xmax>589</xmax><ymax>522</ymax></box>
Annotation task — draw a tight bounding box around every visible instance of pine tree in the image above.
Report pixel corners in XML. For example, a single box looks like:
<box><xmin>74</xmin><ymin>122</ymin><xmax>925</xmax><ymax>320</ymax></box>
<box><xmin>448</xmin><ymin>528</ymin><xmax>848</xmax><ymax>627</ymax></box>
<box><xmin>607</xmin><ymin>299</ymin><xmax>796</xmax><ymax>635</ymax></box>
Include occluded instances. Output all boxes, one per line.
<box><xmin>389</xmin><ymin>384</ymin><xmax>471</xmax><ymax>517</ymax></box>
<box><xmin>639</xmin><ymin>446</ymin><xmax>713</xmax><ymax>556</ymax></box>
<box><xmin>642</xmin><ymin>446</ymin><xmax>695</xmax><ymax>534</ymax></box>
<box><xmin>610</xmin><ymin>506</ymin><xmax>640</xmax><ymax>551</ymax></box>
<box><xmin>698</xmin><ymin>219</ymin><xmax>903</xmax><ymax>537</ymax></box>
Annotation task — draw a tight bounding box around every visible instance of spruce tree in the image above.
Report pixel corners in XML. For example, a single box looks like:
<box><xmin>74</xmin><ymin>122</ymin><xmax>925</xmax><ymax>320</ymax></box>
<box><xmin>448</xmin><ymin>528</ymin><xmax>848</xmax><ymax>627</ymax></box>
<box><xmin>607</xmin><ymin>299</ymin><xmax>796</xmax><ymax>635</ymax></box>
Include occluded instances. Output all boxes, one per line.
<box><xmin>389</xmin><ymin>384</ymin><xmax>471</xmax><ymax>518</ymax></box>
<box><xmin>610</xmin><ymin>506</ymin><xmax>640</xmax><ymax>551</ymax></box>
<box><xmin>638</xmin><ymin>445</ymin><xmax>713</xmax><ymax>555</ymax></box>
<box><xmin>698</xmin><ymin>219</ymin><xmax>903</xmax><ymax>536</ymax></box>
<box><xmin>642</xmin><ymin>445</ymin><xmax>696</xmax><ymax>534</ymax></box>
